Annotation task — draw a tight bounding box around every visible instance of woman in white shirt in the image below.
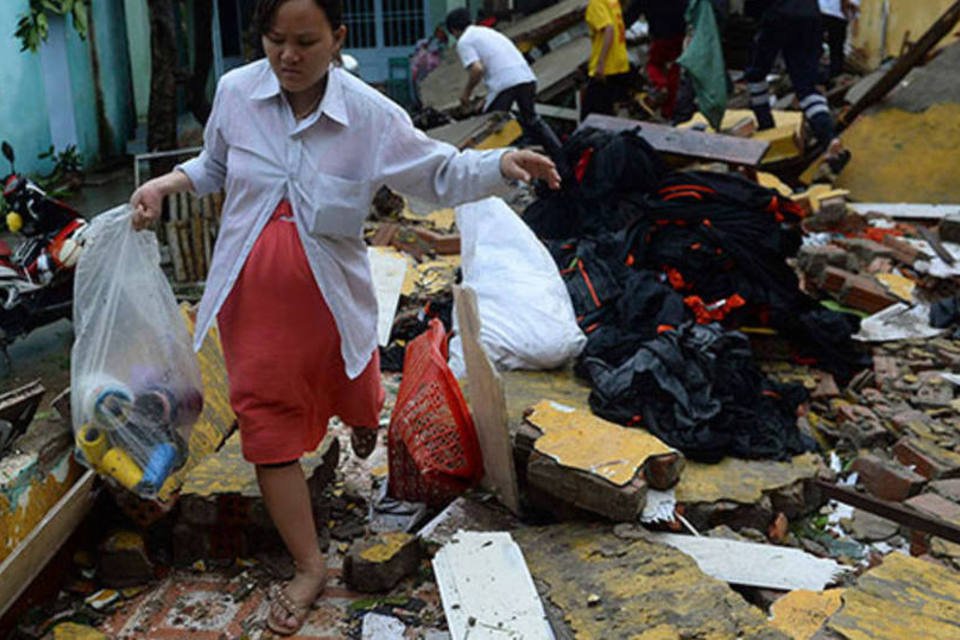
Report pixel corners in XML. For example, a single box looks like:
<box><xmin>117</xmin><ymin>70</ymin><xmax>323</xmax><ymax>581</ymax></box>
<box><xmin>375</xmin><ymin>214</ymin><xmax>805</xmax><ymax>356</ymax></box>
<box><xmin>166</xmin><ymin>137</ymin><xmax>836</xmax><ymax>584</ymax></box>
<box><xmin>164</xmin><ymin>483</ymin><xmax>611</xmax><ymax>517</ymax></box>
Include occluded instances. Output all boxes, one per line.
<box><xmin>130</xmin><ymin>0</ymin><xmax>559</xmax><ymax>634</ymax></box>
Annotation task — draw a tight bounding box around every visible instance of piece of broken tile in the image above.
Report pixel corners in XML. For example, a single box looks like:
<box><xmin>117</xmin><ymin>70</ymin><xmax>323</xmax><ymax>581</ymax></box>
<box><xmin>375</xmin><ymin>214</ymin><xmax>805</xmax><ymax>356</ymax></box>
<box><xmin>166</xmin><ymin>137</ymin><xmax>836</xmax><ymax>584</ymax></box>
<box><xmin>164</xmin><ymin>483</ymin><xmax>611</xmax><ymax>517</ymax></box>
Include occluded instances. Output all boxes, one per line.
<box><xmin>826</xmin><ymin>552</ymin><xmax>960</xmax><ymax>639</ymax></box>
<box><xmin>768</xmin><ymin>589</ymin><xmax>844</xmax><ymax>640</ymax></box>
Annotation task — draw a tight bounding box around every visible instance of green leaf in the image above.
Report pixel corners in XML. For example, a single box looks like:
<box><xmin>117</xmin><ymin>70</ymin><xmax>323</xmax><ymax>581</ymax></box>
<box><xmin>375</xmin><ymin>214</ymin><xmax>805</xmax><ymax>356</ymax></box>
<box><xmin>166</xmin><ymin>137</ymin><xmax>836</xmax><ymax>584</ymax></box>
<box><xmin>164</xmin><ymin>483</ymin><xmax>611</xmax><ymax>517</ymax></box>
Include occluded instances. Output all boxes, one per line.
<box><xmin>72</xmin><ymin>2</ymin><xmax>87</xmax><ymax>38</ymax></box>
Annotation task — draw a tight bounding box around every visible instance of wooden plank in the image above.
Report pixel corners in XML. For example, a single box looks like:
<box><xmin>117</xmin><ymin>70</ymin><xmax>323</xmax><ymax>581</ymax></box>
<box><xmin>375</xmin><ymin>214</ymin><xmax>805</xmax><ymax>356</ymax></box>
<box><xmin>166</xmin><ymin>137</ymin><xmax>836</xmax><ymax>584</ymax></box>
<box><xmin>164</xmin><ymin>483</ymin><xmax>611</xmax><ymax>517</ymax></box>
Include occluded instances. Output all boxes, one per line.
<box><xmin>453</xmin><ymin>286</ymin><xmax>521</xmax><ymax>515</ymax></box>
<box><xmin>165</xmin><ymin>195</ymin><xmax>186</xmax><ymax>282</ymax></box>
<box><xmin>427</xmin><ymin>112</ymin><xmax>513</xmax><ymax>149</ymax></box>
<box><xmin>815</xmin><ymin>479</ymin><xmax>960</xmax><ymax>545</ymax></box>
<box><xmin>839</xmin><ymin>0</ymin><xmax>960</xmax><ymax>130</ymax></box>
<box><xmin>581</xmin><ymin>114</ymin><xmax>770</xmax><ymax>167</ymax></box>
<box><xmin>531</xmin><ymin>36</ymin><xmax>591</xmax><ymax>103</ymax></box>
<box><xmin>648</xmin><ymin>533</ymin><xmax>850</xmax><ymax>591</ymax></box>
<box><xmin>420</xmin><ymin>34</ymin><xmax>589</xmax><ymax>113</ymax></box>
<box><xmin>0</xmin><ymin>380</ymin><xmax>45</xmax><ymax>433</ymax></box>
<box><xmin>500</xmin><ymin>0</ymin><xmax>588</xmax><ymax>50</ymax></box>
<box><xmin>0</xmin><ymin>470</ymin><xmax>97</xmax><ymax>617</ymax></box>
<box><xmin>432</xmin><ymin>531</ymin><xmax>555</xmax><ymax>640</ymax></box>
<box><xmin>368</xmin><ymin>247</ymin><xmax>408</xmax><ymax>347</ymax></box>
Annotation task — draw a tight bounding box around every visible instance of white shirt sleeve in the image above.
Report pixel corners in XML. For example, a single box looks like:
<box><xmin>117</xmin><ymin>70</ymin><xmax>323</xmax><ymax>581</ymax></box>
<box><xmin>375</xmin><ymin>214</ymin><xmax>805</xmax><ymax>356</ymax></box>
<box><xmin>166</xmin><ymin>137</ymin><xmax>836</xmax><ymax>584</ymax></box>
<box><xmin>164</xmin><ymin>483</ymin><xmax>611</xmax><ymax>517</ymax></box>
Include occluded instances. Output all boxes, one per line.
<box><xmin>375</xmin><ymin>110</ymin><xmax>511</xmax><ymax>206</ymax></box>
<box><xmin>178</xmin><ymin>81</ymin><xmax>228</xmax><ymax>196</ymax></box>
<box><xmin>456</xmin><ymin>38</ymin><xmax>480</xmax><ymax>69</ymax></box>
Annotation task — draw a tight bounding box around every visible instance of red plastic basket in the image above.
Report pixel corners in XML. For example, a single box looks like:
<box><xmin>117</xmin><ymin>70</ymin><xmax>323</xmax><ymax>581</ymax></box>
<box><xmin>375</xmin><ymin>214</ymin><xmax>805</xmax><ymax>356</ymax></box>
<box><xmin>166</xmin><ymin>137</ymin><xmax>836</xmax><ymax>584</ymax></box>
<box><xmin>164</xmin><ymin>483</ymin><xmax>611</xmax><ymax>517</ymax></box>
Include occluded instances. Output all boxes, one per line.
<box><xmin>388</xmin><ymin>319</ymin><xmax>483</xmax><ymax>506</ymax></box>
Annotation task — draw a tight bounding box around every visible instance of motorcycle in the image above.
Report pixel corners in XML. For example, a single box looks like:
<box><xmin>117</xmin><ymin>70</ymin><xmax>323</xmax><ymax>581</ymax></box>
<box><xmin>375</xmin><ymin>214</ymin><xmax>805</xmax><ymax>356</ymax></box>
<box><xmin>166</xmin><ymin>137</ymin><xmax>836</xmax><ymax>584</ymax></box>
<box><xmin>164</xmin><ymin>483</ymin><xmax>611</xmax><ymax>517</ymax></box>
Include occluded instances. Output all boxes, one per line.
<box><xmin>1</xmin><ymin>141</ymin><xmax>88</xmax><ymax>364</ymax></box>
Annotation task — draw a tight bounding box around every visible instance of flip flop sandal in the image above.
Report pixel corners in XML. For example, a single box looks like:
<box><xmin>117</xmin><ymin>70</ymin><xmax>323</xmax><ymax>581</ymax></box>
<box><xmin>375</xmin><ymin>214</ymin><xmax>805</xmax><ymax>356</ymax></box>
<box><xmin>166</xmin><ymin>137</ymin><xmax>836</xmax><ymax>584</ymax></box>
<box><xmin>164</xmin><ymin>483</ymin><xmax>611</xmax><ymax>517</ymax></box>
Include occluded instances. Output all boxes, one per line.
<box><xmin>267</xmin><ymin>583</ymin><xmax>320</xmax><ymax>636</ymax></box>
<box><xmin>350</xmin><ymin>427</ymin><xmax>378</xmax><ymax>459</ymax></box>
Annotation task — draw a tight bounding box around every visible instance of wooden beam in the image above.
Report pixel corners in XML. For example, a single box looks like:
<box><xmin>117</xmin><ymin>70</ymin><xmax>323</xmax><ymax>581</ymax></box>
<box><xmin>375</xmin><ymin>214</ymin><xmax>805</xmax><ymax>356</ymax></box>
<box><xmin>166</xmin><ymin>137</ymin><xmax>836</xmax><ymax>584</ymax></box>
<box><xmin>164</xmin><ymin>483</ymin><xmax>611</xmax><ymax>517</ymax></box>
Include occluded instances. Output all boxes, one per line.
<box><xmin>815</xmin><ymin>479</ymin><xmax>960</xmax><ymax>545</ymax></box>
<box><xmin>453</xmin><ymin>286</ymin><xmax>521</xmax><ymax>515</ymax></box>
<box><xmin>580</xmin><ymin>114</ymin><xmax>770</xmax><ymax>167</ymax></box>
<box><xmin>0</xmin><ymin>470</ymin><xmax>97</xmax><ymax>617</ymax></box>
<box><xmin>0</xmin><ymin>380</ymin><xmax>45</xmax><ymax>433</ymax></box>
<box><xmin>535</xmin><ymin>103</ymin><xmax>579</xmax><ymax>122</ymax></box>
<box><xmin>838</xmin><ymin>0</ymin><xmax>960</xmax><ymax>131</ymax></box>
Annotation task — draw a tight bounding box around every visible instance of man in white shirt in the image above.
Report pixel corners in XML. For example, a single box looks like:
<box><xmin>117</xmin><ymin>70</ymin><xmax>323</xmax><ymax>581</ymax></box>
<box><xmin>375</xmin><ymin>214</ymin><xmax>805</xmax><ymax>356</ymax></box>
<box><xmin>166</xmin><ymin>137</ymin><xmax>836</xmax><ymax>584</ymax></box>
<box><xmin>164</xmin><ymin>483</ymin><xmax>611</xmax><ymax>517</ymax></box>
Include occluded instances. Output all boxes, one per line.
<box><xmin>446</xmin><ymin>8</ymin><xmax>563</xmax><ymax>160</ymax></box>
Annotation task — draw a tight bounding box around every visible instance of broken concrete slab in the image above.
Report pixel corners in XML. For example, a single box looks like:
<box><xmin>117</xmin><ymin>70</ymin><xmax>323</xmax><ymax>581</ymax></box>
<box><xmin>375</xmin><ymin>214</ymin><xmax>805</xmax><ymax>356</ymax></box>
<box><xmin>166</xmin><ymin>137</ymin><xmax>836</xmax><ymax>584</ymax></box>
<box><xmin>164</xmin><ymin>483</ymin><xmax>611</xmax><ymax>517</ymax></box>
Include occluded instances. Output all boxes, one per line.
<box><xmin>344</xmin><ymin>532</ymin><xmax>421</xmax><ymax>593</ymax></box>
<box><xmin>518</xmin><ymin>400</ymin><xmax>683</xmax><ymax>522</ymax></box>
<box><xmin>514</xmin><ymin>523</ymin><xmax>790</xmax><ymax>638</ymax></box>
<box><xmin>522</xmin><ymin>401</ymin><xmax>682</xmax><ymax>489</ymax></box>
<box><xmin>675</xmin><ymin>453</ymin><xmax>823</xmax><ymax>531</ymax></box>
<box><xmin>825</xmin><ymin>552</ymin><xmax>960</xmax><ymax>639</ymax></box>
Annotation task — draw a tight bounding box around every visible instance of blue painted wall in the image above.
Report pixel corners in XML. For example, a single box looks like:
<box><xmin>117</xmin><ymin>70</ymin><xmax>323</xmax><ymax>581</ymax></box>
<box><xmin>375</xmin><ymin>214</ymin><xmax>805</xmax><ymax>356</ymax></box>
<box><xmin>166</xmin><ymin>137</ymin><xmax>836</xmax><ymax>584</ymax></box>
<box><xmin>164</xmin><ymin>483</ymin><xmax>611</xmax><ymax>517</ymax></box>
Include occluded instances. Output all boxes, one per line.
<box><xmin>90</xmin><ymin>0</ymin><xmax>136</xmax><ymax>156</ymax></box>
<box><xmin>0</xmin><ymin>1</ymin><xmax>134</xmax><ymax>176</ymax></box>
<box><xmin>0</xmin><ymin>1</ymin><xmax>54</xmax><ymax>177</ymax></box>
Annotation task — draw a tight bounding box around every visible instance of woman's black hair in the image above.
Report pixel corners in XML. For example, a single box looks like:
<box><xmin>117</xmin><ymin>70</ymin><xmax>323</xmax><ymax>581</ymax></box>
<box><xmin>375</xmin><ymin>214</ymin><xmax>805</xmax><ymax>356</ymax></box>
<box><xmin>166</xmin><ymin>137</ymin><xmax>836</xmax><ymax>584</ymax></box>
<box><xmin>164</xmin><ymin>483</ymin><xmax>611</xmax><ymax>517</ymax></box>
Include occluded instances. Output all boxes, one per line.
<box><xmin>253</xmin><ymin>0</ymin><xmax>344</xmax><ymax>33</ymax></box>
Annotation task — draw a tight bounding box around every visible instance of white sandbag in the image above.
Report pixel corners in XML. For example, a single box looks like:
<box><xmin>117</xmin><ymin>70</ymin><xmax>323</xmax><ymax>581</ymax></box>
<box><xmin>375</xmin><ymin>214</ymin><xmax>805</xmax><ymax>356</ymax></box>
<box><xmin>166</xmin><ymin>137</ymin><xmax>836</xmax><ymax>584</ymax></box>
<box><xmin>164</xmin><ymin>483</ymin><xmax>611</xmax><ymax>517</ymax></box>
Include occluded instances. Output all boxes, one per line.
<box><xmin>449</xmin><ymin>197</ymin><xmax>585</xmax><ymax>377</ymax></box>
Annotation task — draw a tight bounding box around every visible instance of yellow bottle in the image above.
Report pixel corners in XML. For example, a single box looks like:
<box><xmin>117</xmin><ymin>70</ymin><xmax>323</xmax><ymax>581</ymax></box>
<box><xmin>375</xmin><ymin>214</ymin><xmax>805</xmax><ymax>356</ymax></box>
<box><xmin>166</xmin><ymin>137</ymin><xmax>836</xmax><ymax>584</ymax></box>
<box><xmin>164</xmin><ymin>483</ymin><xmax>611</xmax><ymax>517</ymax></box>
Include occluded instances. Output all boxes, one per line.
<box><xmin>101</xmin><ymin>448</ymin><xmax>144</xmax><ymax>491</ymax></box>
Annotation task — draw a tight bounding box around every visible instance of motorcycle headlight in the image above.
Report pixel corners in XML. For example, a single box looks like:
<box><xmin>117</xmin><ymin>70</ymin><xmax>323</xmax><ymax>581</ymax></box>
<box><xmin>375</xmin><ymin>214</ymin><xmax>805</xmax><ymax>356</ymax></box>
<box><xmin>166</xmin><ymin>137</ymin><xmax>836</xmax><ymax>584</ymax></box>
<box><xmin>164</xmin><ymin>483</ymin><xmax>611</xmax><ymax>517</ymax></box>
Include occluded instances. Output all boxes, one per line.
<box><xmin>6</xmin><ymin>212</ymin><xmax>22</xmax><ymax>233</ymax></box>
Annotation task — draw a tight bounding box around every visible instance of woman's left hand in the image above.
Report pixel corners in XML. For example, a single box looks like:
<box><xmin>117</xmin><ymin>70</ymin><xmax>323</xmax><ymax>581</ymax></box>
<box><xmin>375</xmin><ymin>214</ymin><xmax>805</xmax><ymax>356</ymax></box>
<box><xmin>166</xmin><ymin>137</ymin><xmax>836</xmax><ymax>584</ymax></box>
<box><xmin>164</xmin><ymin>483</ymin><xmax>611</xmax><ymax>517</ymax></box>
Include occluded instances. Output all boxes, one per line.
<box><xmin>500</xmin><ymin>149</ymin><xmax>562</xmax><ymax>190</ymax></box>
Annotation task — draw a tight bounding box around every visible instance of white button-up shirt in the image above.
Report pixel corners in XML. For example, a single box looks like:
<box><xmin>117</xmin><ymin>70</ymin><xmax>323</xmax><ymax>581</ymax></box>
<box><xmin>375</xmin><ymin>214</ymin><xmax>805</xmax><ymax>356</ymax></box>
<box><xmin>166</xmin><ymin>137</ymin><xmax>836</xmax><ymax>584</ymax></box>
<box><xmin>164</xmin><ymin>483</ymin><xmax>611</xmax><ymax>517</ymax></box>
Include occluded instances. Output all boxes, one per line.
<box><xmin>179</xmin><ymin>59</ymin><xmax>511</xmax><ymax>378</ymax></box>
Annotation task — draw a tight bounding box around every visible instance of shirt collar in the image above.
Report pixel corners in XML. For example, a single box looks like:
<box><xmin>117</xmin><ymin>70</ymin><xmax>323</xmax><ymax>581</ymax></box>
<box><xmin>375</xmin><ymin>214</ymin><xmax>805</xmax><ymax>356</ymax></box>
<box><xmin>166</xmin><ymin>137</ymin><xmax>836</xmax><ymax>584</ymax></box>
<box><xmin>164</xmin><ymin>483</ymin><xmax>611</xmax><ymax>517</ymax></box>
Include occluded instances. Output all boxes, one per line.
<box><xmin>249</xmin><ymin>60</ymin><xmax>350</xmax><ymax>127</ymax></box>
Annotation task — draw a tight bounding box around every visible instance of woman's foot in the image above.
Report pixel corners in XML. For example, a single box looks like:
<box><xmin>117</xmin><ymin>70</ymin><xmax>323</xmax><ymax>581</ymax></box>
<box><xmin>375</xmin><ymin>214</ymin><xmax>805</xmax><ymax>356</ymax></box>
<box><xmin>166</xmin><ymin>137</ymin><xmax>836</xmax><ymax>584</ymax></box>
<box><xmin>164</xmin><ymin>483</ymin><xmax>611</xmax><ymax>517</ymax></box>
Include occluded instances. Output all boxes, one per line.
<box><xmin>350</xmin><ymin>426</ymin><xmax>378</xmax><ymax>459</ymax></box>
<box><xmin>266</xmin><ymin>563</ymin><xmax>327</xmax><ymax>636</ymax></box>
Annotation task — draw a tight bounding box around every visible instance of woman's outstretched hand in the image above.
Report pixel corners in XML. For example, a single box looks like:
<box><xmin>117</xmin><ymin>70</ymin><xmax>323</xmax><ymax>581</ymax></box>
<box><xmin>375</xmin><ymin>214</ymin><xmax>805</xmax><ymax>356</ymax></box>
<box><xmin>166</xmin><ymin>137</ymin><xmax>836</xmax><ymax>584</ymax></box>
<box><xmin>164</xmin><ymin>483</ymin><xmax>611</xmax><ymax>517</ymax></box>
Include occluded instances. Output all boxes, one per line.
<box><xmin>500</xmin><ymin>149</ymin><xmax>561</xmax><ymax>190</ymax></box>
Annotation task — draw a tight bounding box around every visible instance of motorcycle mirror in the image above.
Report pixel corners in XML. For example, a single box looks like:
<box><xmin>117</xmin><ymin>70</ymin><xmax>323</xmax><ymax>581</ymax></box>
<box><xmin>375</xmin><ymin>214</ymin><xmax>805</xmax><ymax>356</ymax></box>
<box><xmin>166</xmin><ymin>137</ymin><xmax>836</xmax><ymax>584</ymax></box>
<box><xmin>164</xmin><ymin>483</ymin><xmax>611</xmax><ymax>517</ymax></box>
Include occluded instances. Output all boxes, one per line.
<box><xmin>1</xmin><ymin>141</ymin><xmax>13</xmax><ymax>166</ymax></box>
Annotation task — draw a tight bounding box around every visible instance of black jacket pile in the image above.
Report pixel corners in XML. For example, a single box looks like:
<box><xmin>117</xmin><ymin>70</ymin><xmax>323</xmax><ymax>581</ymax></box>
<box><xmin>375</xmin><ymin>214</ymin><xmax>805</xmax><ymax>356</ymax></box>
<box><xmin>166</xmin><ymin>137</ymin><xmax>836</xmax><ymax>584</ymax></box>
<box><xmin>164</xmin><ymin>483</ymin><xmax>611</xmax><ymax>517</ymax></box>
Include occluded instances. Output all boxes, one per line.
<box><xmin>525</xmin><ymin>126</ymin><xmax>869</xmax><ymax>462</ymax></box>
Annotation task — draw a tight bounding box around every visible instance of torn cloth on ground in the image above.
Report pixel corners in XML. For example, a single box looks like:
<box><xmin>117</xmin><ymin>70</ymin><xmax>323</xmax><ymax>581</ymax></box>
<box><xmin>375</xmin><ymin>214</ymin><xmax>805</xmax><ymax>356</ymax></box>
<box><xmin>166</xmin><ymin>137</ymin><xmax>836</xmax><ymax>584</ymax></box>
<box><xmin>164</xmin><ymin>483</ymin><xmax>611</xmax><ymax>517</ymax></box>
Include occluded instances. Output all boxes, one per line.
<box><xmin>585</xmin><ymin>323</ymin><xmax>815</xmax><ymax>462</ymax></box>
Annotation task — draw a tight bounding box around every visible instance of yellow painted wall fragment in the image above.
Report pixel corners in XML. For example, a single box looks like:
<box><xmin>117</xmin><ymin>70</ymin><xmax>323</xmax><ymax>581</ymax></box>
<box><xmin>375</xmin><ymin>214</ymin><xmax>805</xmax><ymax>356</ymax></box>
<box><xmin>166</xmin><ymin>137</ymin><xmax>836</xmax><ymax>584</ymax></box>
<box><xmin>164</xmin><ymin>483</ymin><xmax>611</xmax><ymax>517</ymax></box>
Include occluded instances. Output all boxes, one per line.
<box><xmin>400</xmin><ymin>206</ymin><xmax>456</xmax><ymax>232</ymax></box>
<box><xmin>835</xmin><ymin>103</ymin><xmax>960</xmax><ymax>203</ymax></box>
<box><xmin>157</xmin><ymin>305</ymin><xmax>237</xmax><ymax>501</ymax></box>
<box><xmin>827</xmin><ymin>552</ymin><xmax>960</xmax><ymax>639</ymax></box>
<box><xmin>475</xmin><ymin>119</ymin><xmax>522</xmax><ymax>150</ymax></box>
<box><xmin>874</xmin><ymin>273</ymin><xmax>916</xmax><ymax>302</ymax></box>
<box><xmin>52</xmin><ymin>622</ymin><xmax>108</xmax><ymax>640</ymax></box>
<box><xmin>676</xmin><ymin>453</ymin><xmax>821</xmax><ymax>504</ymax></box>
<box><xmin>359</xmin><ymin>532</ymin><xmax>414</xmax><ymax>563</ymax></box>
<box><xmin>770</xmin><ymin>589</ymin><xmax>845</xmax><ymax>640</ymax></box>
<box><xmin>526</xmin><ymin>400</ymin><xmax>675</xmax><ymax>486</ymax></box>
<box><xmin>852</xmin><ymin>0</ymin><xmax>959</xmax><ymax>70</ymax></box>
<box><xmin>0</xmin><ymin>453</ymin><xmax>82</xmax><ymax>563</ymax></box>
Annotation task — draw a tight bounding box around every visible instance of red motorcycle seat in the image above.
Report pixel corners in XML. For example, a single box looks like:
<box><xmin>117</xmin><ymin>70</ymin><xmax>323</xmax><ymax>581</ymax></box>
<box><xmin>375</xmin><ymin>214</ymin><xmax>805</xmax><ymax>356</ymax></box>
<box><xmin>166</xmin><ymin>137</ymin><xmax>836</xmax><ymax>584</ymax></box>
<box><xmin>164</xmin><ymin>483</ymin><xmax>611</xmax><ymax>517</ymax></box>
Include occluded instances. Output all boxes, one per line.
<box><xmin>0</xmin><ymin>240</ymin><xmax>11</xmax><ymax>258</ymax></box>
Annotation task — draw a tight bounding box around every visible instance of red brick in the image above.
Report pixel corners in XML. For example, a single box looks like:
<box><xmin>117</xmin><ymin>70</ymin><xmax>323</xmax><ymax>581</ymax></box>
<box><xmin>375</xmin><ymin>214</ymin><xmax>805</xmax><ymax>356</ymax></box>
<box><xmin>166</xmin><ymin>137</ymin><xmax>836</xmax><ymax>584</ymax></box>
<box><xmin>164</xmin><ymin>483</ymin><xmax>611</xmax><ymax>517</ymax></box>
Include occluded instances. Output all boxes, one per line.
<box><xmin>882</xmin><ymin>234</ymin><xmax>928</xmax><ymax>266</ymax></box>
<box><xmin>851</xmin><ymin>453</ymin><xmax>926</xmax><ymax>502</ymax></box>
<box><xmin>904</xmin><ymin>492</ymin><xmax>960</xmax><ymax>525</ymax></box>
<box><xmin>893</xmin><ymin>437</ymin><xmax>960</xmax><ymax>480</ymax></box>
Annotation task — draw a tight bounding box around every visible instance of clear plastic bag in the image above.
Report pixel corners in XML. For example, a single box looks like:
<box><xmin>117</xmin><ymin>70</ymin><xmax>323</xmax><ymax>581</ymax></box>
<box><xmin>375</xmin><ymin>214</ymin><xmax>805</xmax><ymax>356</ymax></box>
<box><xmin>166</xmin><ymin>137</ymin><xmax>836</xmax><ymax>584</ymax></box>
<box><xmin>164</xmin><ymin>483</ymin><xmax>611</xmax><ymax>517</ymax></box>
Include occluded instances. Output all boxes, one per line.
<box><xmin>70</xmin><ymin>206</ymin><xmax>203</xmax><ymax>499</ymax></box>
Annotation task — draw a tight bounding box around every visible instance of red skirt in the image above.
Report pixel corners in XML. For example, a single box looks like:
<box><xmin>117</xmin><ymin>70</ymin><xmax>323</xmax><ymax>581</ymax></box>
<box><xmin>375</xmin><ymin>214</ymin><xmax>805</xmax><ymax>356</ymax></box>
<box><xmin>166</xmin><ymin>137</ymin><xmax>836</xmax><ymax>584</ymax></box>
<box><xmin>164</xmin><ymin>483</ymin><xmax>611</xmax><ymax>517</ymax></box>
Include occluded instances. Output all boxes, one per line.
<box><xmin>218</xmin><ymin>201</ymin><xmax>384</xmax><ymax>464</ymax></box>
